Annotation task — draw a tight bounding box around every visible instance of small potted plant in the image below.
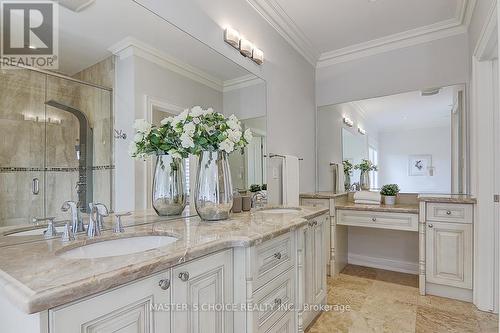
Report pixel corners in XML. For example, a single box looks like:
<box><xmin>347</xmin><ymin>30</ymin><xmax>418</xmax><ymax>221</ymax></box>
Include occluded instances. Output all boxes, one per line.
<box><xmin>380</xmin><ymin>184</ymin><xmax>400</xmax><ymax>205</ymax></box>
<box><xmin>249</xmin><ymin>184</ymin><xmax>262</xmax><ymax>193</ymax></box>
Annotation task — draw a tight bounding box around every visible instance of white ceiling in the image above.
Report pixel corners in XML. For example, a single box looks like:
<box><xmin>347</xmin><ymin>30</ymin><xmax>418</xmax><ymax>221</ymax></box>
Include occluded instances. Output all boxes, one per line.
<box><xmin>57</xmin><ymin>0</ymin><xmax>250</xmax><ymax>80</ymax></box>
<box><xmin>276</xmin><ymin>0</ymin><xmax>459</xmax><ymax>53</ymax></box>
<box><xmin>351</xmin><ymin>86</ymin><xmax>455</xmax><ymax>133</ymax></box>
<box><xmin>248</xmin><ymin>0</ymin><xmax>474</xmax><ymax>66</ymax></box>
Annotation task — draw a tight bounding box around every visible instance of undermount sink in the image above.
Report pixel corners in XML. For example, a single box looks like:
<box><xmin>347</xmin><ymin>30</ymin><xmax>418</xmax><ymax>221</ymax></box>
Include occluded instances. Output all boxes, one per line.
<box><xmin>59</xmin><ymin>235</ymin><xmax>178</xmax><ymax>259</ymax></box>
<box><xmin>258</xmin><ymin>208</ymin><xmax>302</xmax><ymax>214</ymax></box>
<box><xmin>7</xmin><ymin>226</ymin><xmax>66</xmax><ymax>237</ymax></box>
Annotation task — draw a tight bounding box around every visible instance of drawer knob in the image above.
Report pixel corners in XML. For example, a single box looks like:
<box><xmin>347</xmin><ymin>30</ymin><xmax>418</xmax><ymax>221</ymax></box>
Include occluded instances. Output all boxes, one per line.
<box><xmin>274</xmin><ymin>298</ymin><xmax>282</xmax><ymax>307</ymax></box>
<box><xmin>372</xmin><ymin>217</ymin><xmax>377</xmax><ymax>222</ymax></box>
<box><xmin>446</xmin><ymin>210</ymin><xmax>452</xmax><ymax>215</ymax></box>
<box><xmin>178</xmin><ymin>271</ymin><xmax>190</xmax><ymax>282</ymax></box>
<box><xmin>274</xmin><ymin>252</ymin><xmax>282</xmax><ymax>260</ymax></box>
<box><xmin>428</xmin><ymin>224</ymin><xmax>434</xmax><ymax>228</ymax></box>
<box><xmin>158</xmin><ymin>279</ymin><xmax>170</xmax><ymax>290</ymax></box>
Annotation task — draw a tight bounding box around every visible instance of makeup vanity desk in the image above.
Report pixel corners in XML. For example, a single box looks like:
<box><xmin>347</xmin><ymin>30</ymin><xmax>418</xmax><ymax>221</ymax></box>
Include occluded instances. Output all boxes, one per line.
<box><xmin>300</xmin><ymin>192</ymin><xmax>476</xmax><ymax>302</ymax></box>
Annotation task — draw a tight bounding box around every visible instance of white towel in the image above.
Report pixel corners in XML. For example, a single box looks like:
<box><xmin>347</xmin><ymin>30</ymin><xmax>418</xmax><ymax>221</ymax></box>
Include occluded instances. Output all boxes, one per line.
<box><xmin>282</xmin><ymin>155</ymin><xmax>300</xmax><ymax>206</ymax></box>
<box><xmin>354</xmin><ymin>200</ymin><xmax>381</xmax><ymax>206</ymax></box>
<box><xmin>353</xmin><ymin>191</ymin><xmax>381</xmax><ymax>202</ymax></box>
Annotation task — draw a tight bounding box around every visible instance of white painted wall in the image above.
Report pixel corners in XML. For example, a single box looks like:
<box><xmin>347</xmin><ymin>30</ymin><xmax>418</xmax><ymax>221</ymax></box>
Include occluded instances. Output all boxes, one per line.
<box><xmin>378</xmin><ymin>127</ymin><xmax>452</xmax><ymax>193</ymax></box>
<box><xmin>135</xmin><ymin>0</ymin><xmax>317</xmax><ymax>200</ymax></box>
<box><xmin>223</xmin><ymin>82</ymin><xmax>266</xmax><ymax>120</ymax></box>
<box><xmin>316</xmin><ymin>33</ymin><xmax>469</xmax><ymax>107</ymax></box>
<box><xmin>348</xmin><ymin>227</ymin><xmax>419</xmax><ymax>274</ymax></box>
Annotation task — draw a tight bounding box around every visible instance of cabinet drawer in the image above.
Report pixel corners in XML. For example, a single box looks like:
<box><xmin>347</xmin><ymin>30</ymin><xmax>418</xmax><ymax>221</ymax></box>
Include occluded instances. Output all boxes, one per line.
<box><xmin>426</xmin><ymin>203</ymin><xmax>473</xmax><ymax>224</ymax></box>
<box><xmin>254</xmin><ymin>233</ymin><xmax>293</xmax><ymax>291</ymax></box>
<box><xmin>254</xmin><ymin>269</ymin><xmax>295</xmax><ymax>333</ymax></box>
<box><xmin>337</xmin><ymin>210</ymin><xmax>418</xmax><ymax>232</ymax></box>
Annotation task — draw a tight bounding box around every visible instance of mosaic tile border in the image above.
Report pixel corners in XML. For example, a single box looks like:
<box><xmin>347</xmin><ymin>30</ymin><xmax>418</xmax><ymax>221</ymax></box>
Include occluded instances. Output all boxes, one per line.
<box><xmin>0</xmin><ymin>165</ymin><xmax>115</xmax><ymax>173</ymax></box>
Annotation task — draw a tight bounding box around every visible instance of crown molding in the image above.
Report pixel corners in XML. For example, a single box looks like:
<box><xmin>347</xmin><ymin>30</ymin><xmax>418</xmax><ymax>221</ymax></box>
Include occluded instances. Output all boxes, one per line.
<box><xmin>317</xmin><ymin>0</ymin><xmax>476</xmax><ymax>67</ymax></box>
<box><xmin>223</xmin><ymin>74</ymin><xmax>263</xmax><ymax>92</ymax></box>
<box><xmin>246</xmin><ymin>0</ymin><xmax>318</xmax><ymax>66</ymax></box>
<box><xmin>246</xmin><ymin>0</ymin><xmax>477</xmax><ymax>68</ymax></box>
<box><xmin>109</xmin><ymin>37</ymin><xmax>263</xmax><ymax>93</ymax></box>
<box><xmin>109</xmin><ymin>37</ymin><xmax>224</xmax><ymax>92</ymax></box>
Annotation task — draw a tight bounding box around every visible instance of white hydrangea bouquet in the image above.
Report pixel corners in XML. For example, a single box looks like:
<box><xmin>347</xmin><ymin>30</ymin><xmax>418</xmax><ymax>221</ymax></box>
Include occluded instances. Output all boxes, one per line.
<box><xmin>129</xmin><ymin>106</ymin><xmax>253</xmax><ymax>158</ymax></box>
<box><xmin>129</xmin><ymin>118</ymin><xmax>189</xmax><ymax>160</ymax></box>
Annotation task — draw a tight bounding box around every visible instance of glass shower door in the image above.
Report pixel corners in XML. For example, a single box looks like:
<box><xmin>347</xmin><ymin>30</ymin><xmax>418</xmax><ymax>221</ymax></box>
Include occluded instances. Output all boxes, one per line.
<box><xmin>0</xmin><ymin>69</ymin><xmax>46</xmax><ymax>227</ymax></box>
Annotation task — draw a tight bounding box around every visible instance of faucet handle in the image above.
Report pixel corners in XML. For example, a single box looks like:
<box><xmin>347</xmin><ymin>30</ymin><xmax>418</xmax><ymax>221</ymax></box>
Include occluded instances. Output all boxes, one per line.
<box><xmin>113</xmin><ymin>212</ymin><xmax>131</xmax><ymax>233</ymax></box>
<box><xmin>61</xmin><ymin>200</ymin><xmax>76</xmax><ymax>212</ymax></box>
<box><xmin>42</xmin><ymin>217</ymin><xmax>57</xmax><ymax>239</ymax></box>
<box><xmin>94</xmin><ymin>203</ymin><xmax>109</xmax><ymax>217</ymax></box>
<box><xmin>32</xmin><ymin>216</ymin><xmax>55</xmax><ymax>225</ymax></box>
<box><xmin>61</xmin><ymin>222</ymin><xmax>75</xmax><ymax>242</ymax></box>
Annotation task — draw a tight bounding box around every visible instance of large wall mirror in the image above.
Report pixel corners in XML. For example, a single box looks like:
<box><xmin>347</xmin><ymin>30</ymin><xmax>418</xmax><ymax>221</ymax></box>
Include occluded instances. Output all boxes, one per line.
<box><xmin>0</xmin><ymin>0</ymin><xmax>266</xmax><ymax>245</ymax></box>
<box><xmin>318</xmin><ymin>84</ymin><xmax>467</xmax><ymax>194</ymax></box>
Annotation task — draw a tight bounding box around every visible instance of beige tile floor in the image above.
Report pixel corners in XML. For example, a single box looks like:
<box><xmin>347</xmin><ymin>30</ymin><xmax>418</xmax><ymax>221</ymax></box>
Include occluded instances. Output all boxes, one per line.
<box><xmin>307</xmin><ymin>265</ymin><xmax>499</xmax><ymax>333</ymax></box>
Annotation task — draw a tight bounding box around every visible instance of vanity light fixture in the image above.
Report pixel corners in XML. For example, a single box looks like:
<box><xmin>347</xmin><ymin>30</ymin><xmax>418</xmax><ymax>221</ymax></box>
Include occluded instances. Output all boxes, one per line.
<box><xmin>252</xmin><ymin>47</ymin><xmax>264</xmax><ymax>65</ymax></box>
<box><xmin>343</xmin><ymin>116</ymin><xmax>354</xmax><ymax>127</ymax></box>
<box><xmin>239</xmin><ymin>38</ymin><xmax>253</xmax><ymax>57</ymax></box>
<box><xmin>224</xmin><ymin>27</ymin><xmax>240</xmax><ymax>49</ymax></box>
<box><xmin>223</xmin><ymin>27</ymin><xmax>264</xmax><ymax>65</ymax></box>
<box><xmin>358</xmin><ymin>126</ymin><xmax>366</xmax><ymax>135</ymax></box>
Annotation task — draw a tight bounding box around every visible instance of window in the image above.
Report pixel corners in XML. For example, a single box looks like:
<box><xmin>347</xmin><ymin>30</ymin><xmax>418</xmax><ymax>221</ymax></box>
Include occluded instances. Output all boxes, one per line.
<box><xmin>369</xmin><ymin>146</ymin><xmax>378</xmax><ymax>189</ymax></box>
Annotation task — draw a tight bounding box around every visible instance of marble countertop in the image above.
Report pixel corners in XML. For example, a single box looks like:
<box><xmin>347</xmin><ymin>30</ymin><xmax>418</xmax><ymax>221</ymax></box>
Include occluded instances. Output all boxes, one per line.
<box><xmin>0</xmin><ymin>206</ymin><xmax>328</xmax><ymax>314</ymax></box>
<box><xmin>335</xmin><ymin>202</ymin><xmax>419</xmax><ymax>214</ymax></box>
<box><xmin>0</xmin><ymin>208</ymin><xmax>198</xmax><ymax>248</ymax></box>
<box><xmin>300</xmin><ymin>192</ymin><xmax>348</xmax><ymax>199</ymax></box>
<box><xmin>417</xmin><ymin>194</ymin><xmax>477</xmax><ymax>204</ymax></box>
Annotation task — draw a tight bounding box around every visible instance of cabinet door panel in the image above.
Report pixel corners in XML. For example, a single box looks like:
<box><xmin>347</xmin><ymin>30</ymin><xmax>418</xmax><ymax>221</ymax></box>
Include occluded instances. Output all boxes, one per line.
<box><xmin>171</xmin><ymin>250</ymin><xmax>233</xmax><ymax>333</ymax></box>
<box><xmin>49</xmin><ymin>271</ymin><xmax>171</xmax><ymax>333</ymax></box>
<box><xmin>426</xmin><ymin>222</ymin><xmax>472</xmax><ymax>289</ymax></box>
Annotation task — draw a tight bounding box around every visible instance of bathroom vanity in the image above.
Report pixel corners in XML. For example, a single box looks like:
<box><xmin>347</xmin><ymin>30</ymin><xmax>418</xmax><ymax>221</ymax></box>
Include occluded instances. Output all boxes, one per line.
<box><xmin>0</xmin><ymin>207</ymin><xmax>328</xmax><ymax>333</ymax></box>
<box><xmin>300</xmin><ymin>193</ymin><xmax>475</xmax><ymax>302</ymax></box>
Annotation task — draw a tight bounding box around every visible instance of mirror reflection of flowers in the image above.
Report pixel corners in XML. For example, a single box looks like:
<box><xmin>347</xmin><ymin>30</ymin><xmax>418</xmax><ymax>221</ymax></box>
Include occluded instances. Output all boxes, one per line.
<box><xmin>129</xmin><ymin>106</ymin><xmax>253</xmax><ymax>159</ymax></box>
<box><xmin>343</xmin><ymin>160</ymin><xmax>354</xmax><ymax>175</ymax></box>
<box><xmin>355</xmin><ymin>159</ymin><xmax>378</xmax><ymax>172</ymax></box>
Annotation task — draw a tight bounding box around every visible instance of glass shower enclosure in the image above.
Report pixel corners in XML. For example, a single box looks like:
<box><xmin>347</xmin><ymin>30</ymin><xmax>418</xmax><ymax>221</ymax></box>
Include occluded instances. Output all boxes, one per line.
<box><xmin>0</xmin><ymin>67</ymin><xmax>113</xmax><ymax>227</ymax></box>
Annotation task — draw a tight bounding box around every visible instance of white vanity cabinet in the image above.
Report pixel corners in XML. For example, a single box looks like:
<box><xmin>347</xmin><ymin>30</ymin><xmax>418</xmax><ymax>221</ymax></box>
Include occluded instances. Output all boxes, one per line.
<box><xmin>300</xmin><ymin>196</ymin><xmax>348</xmax><ymax>277</ymax></box>
<box><xmin>49</xmin><ymin>270</ymin><xmax>172</xmax><ymax>333</ymax></box>
<box><xmin>422</xmin><ymin>202</ymin><xmax>474</xmax><ymax>301</ymax></box>
<box><xmin>171</xmin><ymin>249</ymin><xmax>233</xmax><ymax>333</ymax></box>
<box><xmin>49</xmin><ymin>250</ymin><xmax>233</xmax><ymax>333</ymax></box>
<box><xmin>298</xmin><ymin>214</ymin><xmax>328</xmax><ymax>330</ymax></box>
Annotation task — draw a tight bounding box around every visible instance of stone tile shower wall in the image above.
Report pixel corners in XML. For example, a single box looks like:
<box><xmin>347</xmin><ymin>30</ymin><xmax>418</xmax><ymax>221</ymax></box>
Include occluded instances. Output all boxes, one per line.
<box><xmin>0</xmin><ymin>68</ymin><xmax>113</xmax><ymax>226</ymax></box>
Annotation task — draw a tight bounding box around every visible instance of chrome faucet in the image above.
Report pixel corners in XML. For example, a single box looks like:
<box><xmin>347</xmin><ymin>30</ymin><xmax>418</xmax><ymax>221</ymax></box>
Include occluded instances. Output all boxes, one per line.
<box><xmin>113</xmin><ymin>212</ymin><xmax>132</xmax><ymax>233</ymax></box>
<box><xmin>87</xmin><ymin>205</ymin><xmax>101</xmax><ymax>238</ymax></box>
<box><xmin>32</xmin><ymin>217</ymin><xmax>58</xmax><ymax>239</ymax></box>
<box><xmin>61</xmin><ymin>200</ymin><xmax>85</xmax><ymax>234</ymax></box>
<box><xmin>87</xmin><ymin>203</ymin><xmax>109</xmax><ymax>238</ymax></box>
<box><xmin>94</xmin><ymin>203</ymin><xmax>109</xmax><ymax>229</ymax></box>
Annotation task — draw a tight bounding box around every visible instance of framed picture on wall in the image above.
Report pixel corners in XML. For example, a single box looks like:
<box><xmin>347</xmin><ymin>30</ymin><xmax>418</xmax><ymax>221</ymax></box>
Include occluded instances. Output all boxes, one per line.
<box><xmin>408</xmin><ymin>155</ymin><xmax>432</xmax><ymax>176</ymax></box>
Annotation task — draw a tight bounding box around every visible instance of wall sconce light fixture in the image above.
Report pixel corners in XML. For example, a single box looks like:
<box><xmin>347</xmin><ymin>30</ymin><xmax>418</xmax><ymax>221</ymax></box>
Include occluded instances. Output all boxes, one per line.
<box><xmin>358</xmin><ymin>126</ymin><xmax>366</xmax><ymax>135</ymax></box>
<box><xmin>343</xmin><ymin>116</ymin><xmax>354</xmax><ymax>127</ymax></box>
<box><xmin>224</xmin><ymin>26</ymin><xmax>264</xmax><ymax>65</ymax></box>
<box><xmin>224</xmin><ymin>27</ymin><xmax>240</xmax><ymax>49</ymax></box>
<box><xmin>252</xmin><ymin>47</ymin><xmax>264</xmax><ymax>65</ymax></box>
<box><xmin>239</xmin><ymin>38</ymin><xmax>253</xmax><ymax>57</ymax></box>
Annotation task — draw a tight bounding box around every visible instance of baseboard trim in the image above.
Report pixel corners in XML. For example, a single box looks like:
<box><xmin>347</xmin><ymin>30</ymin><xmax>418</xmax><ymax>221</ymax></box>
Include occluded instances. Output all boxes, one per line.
<box><xmin>348</xmin><ymin>253</ymin><xmax>418</xmax><ymax>274</ymax></box>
